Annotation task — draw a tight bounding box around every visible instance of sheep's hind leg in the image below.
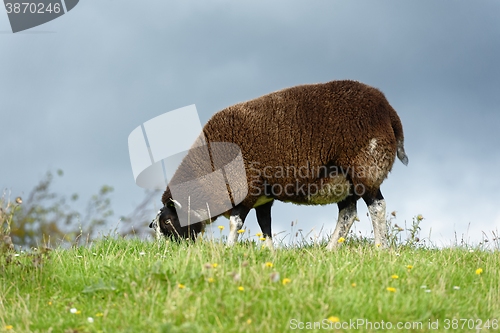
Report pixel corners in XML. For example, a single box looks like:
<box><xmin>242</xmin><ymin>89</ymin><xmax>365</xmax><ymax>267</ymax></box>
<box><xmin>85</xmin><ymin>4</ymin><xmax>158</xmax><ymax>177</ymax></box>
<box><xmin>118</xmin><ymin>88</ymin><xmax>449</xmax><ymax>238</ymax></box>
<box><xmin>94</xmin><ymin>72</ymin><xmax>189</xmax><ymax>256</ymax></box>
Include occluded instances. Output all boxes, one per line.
<box><xmin>326</xmin><ymin>196</ymin><xmax>359</xmax><ymax>250</ymax></box>
<box><xmin>227</xmin><ymin>205</ymin><xmax>250</xmax><ymax>246</ymax></box>
<box><xmin>363</xmin><ymin>189</ymin><xmax>388</xmax><ymax>248</ymax></box>
<box><xmin>255</xmin><ymin>200</ymin><xmax>274</xmax><ymax>251</ymax></box>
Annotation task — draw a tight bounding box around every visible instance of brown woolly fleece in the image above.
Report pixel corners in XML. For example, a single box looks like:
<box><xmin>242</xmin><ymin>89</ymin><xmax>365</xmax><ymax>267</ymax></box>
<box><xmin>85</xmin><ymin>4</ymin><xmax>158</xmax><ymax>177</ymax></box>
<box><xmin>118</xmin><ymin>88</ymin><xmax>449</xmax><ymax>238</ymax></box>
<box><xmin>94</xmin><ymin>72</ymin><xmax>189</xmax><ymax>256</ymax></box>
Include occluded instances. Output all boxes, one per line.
<box><xmin>161</xmin><ymin>80</ymin><xmax>407</xmax><ymax>216</ymax></box>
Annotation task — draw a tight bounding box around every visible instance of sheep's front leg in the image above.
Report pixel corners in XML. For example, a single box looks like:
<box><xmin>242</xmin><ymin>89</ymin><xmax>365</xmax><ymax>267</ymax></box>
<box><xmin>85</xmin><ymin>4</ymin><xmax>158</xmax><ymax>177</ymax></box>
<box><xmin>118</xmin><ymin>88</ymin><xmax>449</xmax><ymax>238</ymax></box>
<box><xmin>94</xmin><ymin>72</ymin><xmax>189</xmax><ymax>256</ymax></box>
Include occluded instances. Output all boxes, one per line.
<box><xmin>255</xmin><ymin>200</ymin><xmax>274</xmax><ymax>250</ymax></box>
<box><xmin>227</xmin><ymin>205</ymin><xmax>250</xmax><ymax>246</ymax></box>
<box><xmin>363</xmin><ymin>190</ymin><xmax>388</xmax><ymax>248</ymax></box>
<box><xmin>326</xmin><ymin>196</ymin><xmax>358</xmax><ymax>250</ymax></box>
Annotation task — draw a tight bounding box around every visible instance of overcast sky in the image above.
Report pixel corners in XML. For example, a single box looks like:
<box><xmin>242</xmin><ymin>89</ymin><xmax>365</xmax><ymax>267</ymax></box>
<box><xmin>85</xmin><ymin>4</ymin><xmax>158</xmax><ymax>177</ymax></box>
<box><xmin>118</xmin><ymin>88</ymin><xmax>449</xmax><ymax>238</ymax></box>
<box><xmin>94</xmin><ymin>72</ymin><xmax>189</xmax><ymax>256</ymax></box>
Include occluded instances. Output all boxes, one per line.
<box><xmin>1</xmin><ymin>0</ymin><xmax>499</xmax><ymax>247</ymax></box>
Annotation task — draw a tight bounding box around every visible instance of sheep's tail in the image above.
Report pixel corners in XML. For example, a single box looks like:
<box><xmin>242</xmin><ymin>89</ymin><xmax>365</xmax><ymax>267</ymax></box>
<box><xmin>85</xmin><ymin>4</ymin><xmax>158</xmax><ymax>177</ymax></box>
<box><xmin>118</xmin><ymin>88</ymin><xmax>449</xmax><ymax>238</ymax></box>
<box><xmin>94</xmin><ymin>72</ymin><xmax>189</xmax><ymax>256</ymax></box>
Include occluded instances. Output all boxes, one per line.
<box><xmin>397</xmin><ymin>140</ymin><xmax>409</xmax><ymax>166</ymax></box>
<box><xmin>389</xmin><ymin>107</ymin><xmax>409</xmax><ymax>166</ymax></box>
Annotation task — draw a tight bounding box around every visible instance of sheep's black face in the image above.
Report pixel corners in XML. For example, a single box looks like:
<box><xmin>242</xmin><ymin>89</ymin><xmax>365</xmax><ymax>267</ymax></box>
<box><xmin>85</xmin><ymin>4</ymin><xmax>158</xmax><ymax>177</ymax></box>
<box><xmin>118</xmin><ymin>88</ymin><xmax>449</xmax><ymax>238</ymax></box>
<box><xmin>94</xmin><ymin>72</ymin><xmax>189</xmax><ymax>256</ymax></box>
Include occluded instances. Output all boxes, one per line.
<box><xmin>149</xmin><ymin>201</ymin><xmax>203</xmax><ymax>241</ymax></box>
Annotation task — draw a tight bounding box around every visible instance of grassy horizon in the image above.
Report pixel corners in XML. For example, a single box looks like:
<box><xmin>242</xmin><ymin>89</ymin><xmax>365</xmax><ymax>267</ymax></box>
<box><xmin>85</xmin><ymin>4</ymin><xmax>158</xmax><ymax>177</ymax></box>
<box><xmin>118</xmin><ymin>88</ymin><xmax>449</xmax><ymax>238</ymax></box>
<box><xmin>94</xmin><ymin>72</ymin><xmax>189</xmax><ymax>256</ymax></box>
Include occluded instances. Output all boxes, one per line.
<box><xmin>1</xmin><ymin>234</ymin><xmax>499</xmax><ymax>333</ymax></box>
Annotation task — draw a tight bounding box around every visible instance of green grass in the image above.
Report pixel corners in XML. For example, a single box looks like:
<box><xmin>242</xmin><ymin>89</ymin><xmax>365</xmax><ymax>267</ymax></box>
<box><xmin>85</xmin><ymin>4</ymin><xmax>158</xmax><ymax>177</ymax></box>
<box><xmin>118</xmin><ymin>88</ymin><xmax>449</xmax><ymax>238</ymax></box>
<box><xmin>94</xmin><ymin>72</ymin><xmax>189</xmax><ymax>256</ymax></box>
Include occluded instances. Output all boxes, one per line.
<box><xmin>1</xmin><ymin>237</ymin><xmax>499</xmax><ymax>333</ymax></box>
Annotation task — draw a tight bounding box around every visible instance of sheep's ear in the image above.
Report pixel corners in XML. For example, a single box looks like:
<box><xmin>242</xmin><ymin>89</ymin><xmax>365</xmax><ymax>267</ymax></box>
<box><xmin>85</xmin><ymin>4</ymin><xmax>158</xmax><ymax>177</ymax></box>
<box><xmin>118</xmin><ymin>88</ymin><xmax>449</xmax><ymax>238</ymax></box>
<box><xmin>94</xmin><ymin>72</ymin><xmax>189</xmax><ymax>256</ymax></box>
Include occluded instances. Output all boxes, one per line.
<box><xmin>169</xmin><ymin>198</ymin><xmax>182</xmax><ymax>210</ymax></box>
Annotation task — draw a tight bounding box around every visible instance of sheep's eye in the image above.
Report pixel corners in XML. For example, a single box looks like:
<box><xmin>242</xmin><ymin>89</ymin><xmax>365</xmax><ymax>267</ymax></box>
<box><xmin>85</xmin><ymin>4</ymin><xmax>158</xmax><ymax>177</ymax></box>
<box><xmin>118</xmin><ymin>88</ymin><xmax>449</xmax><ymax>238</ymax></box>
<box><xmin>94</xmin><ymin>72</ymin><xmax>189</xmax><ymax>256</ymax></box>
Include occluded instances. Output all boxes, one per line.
<box><xmin>167</xmin><ymin>202</ymin><xmax>175</xmax><ymax>209</ymax></box>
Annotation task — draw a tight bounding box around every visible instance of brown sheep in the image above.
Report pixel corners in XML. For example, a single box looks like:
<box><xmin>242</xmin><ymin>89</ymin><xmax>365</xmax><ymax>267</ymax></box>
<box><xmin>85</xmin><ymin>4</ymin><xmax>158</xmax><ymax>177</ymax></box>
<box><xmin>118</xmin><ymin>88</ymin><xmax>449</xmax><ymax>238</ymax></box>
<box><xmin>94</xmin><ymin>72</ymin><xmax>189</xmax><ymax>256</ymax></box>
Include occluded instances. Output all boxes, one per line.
<box><xmin>150</xmin><ymin>80</ymin><xmax>408</xmax><ymax>249</ymax></box>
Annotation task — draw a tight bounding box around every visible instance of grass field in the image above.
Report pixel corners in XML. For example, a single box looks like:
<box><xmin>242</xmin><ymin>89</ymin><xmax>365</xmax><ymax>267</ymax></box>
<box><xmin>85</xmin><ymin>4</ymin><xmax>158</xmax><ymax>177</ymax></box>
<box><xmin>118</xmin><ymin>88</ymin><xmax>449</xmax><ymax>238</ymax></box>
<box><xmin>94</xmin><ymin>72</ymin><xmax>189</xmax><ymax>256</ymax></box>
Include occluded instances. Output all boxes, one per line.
<box><xmin>1</xmin><ymin>233</ymin><xmax>499</xmax><ymax>333</ymax></box>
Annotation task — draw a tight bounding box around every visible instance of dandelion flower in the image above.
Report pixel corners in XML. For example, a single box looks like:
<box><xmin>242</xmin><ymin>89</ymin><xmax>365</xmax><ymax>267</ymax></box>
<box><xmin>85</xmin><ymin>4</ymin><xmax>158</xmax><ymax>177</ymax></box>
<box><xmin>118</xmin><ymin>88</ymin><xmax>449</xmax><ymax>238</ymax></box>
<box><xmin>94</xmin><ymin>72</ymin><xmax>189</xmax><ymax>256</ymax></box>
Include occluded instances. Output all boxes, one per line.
<box><xmin>256</xmin><ymin>232</ymin><xmax>262</xmax><ymax>237</ymax></box>
<box><xmin>238</xmin><ymin>286</ymin><xmax>244</xmax><ymax>291</ymax></box>
<box><xmin>246</xmin><ymin>319</ymin><xmax>252</xmax><ymax>324</ymax></box>
<box><xmin>391</xmin><ymin>275</ymin><xmax>399</xmax><ymax>279</ymax></box>
<box><xmin>386</xmin><ymin>287</ymin><xmax>396</xmax><ymax>292</ymax></box>
<box><xmin>5</xmin><ymin>325</ymin><xmax>13</xmax><ymax>330</ymax></box>
<box><xmin>207</xmin><ymin>278</ymin><xmax>215</xmax><ymax>283</ymax></box>
<box><xmin>282</xmin><ymin>278</ymin><xmax>291</xmax><ymax>285</ymax></box>
<box><xmin>178</xmin><ymin>283</ymin><xmax>186</xmax><ymax>289</ymax></box>
<box><xmin>218</xmin><ymin>225</ymin><xmax>224</xmax><ymax>231</ymax></box>
<box><xmin>237</xmin><ymin>229</ymin><xmax>245</xmax><ymax>234</ymax></box>
<box><xmin>351</xmin><ymin>283</ymin><xmax>356</xmax><ymax>287</ymax></box>
<box><xmin>265</xmin><ymin>262</ymin><xmax>273</xmax><ymax>268</ymax></box>
<box><xmin>337</xmin><ymin>237</ymin><xmax>345</xmax><ymax>244</ymax></box>
<box><xmin>48</xmin><ymin>301</ymin><xmax>52</xmax><ymax>305</ymax></box>
<box><xmin>327</xmin><ymin>316</ymin><xmax>340</xmax><ymax>323</ymax></box>
<box><xmin>212</xmin><ymin>263</ymin><xmax>218</xmax><ymax>268</ymax></box>
<box><xmin>96</xmin><ymin>313</ymin><xmax>104</xmax><ymax>317</ymax></box>
<box><xmin>407</xmin><ymin>265</ymin><xmax>413</xmax><ymax>270</ymax></box>
<box><xmin>260</xmin><ymin>237</ymin><xmax>266</xmax><ymax>241</ymax></box>
<box><xmin>475</xmin><ymin>268</ymin><xmax>483</xmax><ymax>275</ymax></box>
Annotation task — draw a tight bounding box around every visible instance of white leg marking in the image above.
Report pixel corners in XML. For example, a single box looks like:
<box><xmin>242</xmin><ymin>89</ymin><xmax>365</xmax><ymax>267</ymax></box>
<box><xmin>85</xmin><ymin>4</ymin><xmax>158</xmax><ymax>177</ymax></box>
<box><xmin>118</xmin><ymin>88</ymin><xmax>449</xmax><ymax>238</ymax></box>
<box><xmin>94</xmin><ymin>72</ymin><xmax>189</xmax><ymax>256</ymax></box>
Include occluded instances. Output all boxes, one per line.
<box><xmin>227</xmin><ymin>215</ymin><xmax>243</xmax><ymax>246</ymax></box>
<box><xmin>368</xmin><ymin>198</ymin><xmax>387</xmax><ymax>248</ymax></box>
<box><xmin>326</xmin><ymin>203</ymin><xmax>358</xmax><ymax>251</ymax></box>
<box><xmin>265</xmin><ymin>237</ymin><xmax>274</xmax><ymax>251</ymax></box>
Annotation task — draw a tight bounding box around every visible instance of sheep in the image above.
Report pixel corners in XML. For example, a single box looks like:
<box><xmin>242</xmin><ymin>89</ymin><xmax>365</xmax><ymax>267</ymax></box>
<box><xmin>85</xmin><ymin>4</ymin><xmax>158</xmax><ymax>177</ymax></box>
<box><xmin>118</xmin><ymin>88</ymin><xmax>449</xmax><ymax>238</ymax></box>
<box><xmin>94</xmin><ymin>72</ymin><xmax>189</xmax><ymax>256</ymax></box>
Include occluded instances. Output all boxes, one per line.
<box><xmin>149</xmin><ymin>80</ymin><xmax>408</xmax><ymax>249</ymax></box>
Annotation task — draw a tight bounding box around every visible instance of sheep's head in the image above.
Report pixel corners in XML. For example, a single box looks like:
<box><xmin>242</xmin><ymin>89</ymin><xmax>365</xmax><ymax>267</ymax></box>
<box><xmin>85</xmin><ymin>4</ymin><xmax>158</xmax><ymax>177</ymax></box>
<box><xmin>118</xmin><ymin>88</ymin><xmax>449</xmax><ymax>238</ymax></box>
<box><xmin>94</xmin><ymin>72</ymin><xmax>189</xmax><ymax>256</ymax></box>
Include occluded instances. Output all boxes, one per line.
<box><xmin>149</xmin><ymin>198</ymin><xmax>205</xmax><ymax>241</ymax></box>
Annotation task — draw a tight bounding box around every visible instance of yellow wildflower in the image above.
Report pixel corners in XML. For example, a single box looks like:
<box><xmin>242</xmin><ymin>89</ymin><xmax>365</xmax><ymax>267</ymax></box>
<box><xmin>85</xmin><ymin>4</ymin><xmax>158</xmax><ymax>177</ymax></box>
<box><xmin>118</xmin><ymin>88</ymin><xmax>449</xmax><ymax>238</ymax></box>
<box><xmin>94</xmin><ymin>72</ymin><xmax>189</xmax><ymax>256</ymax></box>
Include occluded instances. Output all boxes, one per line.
<box><xmin>178</xmin><ymin>283</ymin><xmax>186</xmax><ymax>289</ymax></box>
<box><xmin>212</xmin><ymin>263</ymin><xmax>218</xmax><ymax>268</ymax></box>
<box><xmin>327</xmin><ymin>316</ymin><xmax>340</xmax><ymax>323</ymax></box>
<box><xmin>391</xmin><ymin>275</ymin><xmax>399</xmax><ymax>279</ymax></box>
<box><xmin>387</xmin><ymin>287</ymin><xmax>396</xmax><ymax>292</ymax></box>
<box><xmin>237</xmin><ymin>229</ymin><xmax>245</xmax><ymax>234</ymax></box>
<box><xmin>95</xmin><ymin>313</ymin><xmax>104</xmax><ymax>317</ymax></box>
<box><xmin>218</xmin><ymin>225</ymin><xmax>224</xmax><ymax>231</ymax></box>
<box><xmin>407</xmin><ymin>265</ymin><xmax>413</xmax><ymax>270</ymax></box>
<box><xmin>207</xmin><ymin>278</ymin><xmax>214</xmax><ymax>283</ymax></box>
<box><xmin>260</xmin><ymin>237</ymin><xmax>266</xmax><ymax>241</ymax></box>
<box><xmin>5</xmin><ymin>325</ymin><xmax>13</xmax><ymax>330</ymax></box>
<box><xmin>246</xmin><ymin>319</ymin><xmax>252</xmax><ymax>324</ymax></box>
<box><xmin>238</xmin><ymin>286</ymin><xmax>244</xmax><ymax>291</ymax></box>
<box><xmin>337</xmin><ymin>237</ymin><xmax>345</xmax><ymax>244</ymax></box>
<box><xmin>476</xmin><ymin>268</ymin><xmax>483</xmax><ymax>275</ymax></box>
<box><xmin>256</xmin><ymin>232</ymin><xmax>262</xmax><ymax>237</ymax></box>
<box><xmin>351</xmin><ymin>283</ymin><xmax>356</xmax><ymax>287</ymax></box>
<box><xmin>282</xmin><ymin>278</ymin><xmax>291</xmax><ymax>285</ymax></box>
<box><xmin>265</xmin><ymin>262</ymin><xmax>273</xmax><ymax>268</ymax></box>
